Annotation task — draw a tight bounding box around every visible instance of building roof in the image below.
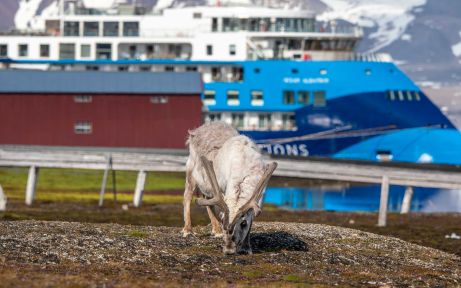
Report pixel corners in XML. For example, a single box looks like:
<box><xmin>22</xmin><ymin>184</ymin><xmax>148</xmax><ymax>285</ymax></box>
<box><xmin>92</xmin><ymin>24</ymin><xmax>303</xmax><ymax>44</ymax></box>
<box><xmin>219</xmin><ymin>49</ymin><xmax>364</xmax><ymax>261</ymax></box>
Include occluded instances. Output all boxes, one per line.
<box><xmin>0</xmin><ymin>70</ymin><xmax>202</xmax><ymax>94</ymax></box>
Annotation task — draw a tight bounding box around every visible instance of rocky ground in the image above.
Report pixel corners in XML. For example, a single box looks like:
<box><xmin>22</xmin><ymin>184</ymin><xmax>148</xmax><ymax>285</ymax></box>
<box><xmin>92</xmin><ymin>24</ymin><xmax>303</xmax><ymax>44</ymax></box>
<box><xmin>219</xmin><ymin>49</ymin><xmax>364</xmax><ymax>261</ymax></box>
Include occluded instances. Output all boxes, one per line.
<box><xmin>0</xmin><ymin>220</ymin><xmax>460</xmax><ymax>287</ymax></box>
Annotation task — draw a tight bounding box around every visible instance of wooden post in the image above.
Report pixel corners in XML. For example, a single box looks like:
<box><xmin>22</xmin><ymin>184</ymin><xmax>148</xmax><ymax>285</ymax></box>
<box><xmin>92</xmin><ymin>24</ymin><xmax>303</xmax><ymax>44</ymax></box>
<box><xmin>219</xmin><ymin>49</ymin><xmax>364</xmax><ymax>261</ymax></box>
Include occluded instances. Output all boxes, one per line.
<box><xmin>133</xmin><ymin>170</ymin><xmax>147</xmax><ymax>208</ymax></box>
<box><xmin>25</xmin><ymin>166</ymin><xmax>39</xmax><ymax>206</ymax></box>
<box><xmin>111</xmin><ymin>169</ymin><xmax>117</xmax><ymax>202</ymax></box>
<box><xmin>0</xmin><ymin>184</ymin><xmax>6</xmax><ymax>211</ymax></box>
<box><xmin>378</xmin><ymin>175</ymin><xmax>389</xmax><ymax>227</ymax></box>
<box><xmin>99</xmin><ymin>155</ymin><xmax>112</xmax><ymax>207</ymax></box>
<box><xmin>400</xmin><ymin>186</ymin><xmax>414</xmax><ymax>214</ymax></box>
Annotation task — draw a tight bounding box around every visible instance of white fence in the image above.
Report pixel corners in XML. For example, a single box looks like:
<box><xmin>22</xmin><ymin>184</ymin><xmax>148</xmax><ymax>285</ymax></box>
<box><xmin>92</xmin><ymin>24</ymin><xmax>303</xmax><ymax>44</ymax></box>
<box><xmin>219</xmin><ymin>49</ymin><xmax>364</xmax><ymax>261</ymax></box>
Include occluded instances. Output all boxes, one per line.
<box><xmin>1</xmin><ymin>146</ymin><xmax>461</xmax><ymax>226</ymax></box>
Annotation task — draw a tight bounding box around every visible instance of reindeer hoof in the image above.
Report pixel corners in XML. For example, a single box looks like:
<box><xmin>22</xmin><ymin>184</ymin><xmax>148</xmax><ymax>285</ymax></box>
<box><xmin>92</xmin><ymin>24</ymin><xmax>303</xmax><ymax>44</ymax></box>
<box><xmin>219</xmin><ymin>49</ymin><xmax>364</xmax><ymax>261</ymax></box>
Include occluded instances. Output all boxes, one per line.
<box><xmin>181</xmin><ymin>228</ymin><xmax>193</xmax><ymax>237</ymax></box>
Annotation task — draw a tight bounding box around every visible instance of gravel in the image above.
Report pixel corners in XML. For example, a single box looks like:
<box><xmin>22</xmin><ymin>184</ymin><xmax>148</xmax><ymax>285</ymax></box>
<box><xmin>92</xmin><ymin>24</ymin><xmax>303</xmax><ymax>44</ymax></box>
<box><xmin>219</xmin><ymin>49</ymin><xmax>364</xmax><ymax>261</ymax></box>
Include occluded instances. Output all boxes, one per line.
<box><xmin>0</xmin><ymin>220</ymin><xmax>460</xmax><ymax>287</ymax></box>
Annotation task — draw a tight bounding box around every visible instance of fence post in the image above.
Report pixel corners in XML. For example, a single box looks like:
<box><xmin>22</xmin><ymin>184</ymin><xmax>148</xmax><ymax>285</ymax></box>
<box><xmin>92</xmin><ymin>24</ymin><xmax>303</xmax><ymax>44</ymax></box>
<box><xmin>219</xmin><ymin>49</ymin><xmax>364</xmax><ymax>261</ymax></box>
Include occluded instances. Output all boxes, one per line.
<box><xmin>133</xmin><ymin>170</ymin><xmax>147</xmax><ymax>208</ymax></box>
<box><xmin>378</xmin><ymin>175</ymin><xmax>389</xmax><ymax>227</ymax></box>
<box><xmin>99</xmin><ymin>155</ymin><xmax>112</xmax><ymax>207</ymax></box>
<box><xmin>25</xmin><ymin>166</ymin><xmax>39</xmax><ymax>206</ymax></box>
<box><xmin>0</xmin><ymin>184</ymin><xmax>6</xmax><ymax>211</ymax></box>
<box><xmin>400</xmin><ymin>186</ymin><xmax>414</xmax><ymax>214</ymax></box>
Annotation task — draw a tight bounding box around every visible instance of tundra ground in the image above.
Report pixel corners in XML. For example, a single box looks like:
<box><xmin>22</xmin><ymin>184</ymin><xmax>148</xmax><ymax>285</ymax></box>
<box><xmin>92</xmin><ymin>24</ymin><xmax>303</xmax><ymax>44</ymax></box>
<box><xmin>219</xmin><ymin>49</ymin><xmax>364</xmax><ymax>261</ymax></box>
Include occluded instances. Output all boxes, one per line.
<box><xmin>0</xmin><ymin>167</ymin><xmax>460</xmax><ymax>286</ymax></box>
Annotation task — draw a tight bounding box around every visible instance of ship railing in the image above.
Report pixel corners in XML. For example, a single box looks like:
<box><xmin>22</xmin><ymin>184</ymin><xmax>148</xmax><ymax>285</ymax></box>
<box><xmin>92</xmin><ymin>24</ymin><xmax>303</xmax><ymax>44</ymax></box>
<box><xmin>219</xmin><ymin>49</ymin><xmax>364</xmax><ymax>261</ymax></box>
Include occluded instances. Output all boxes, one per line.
<box><xmin>1</xmin><ymin>145</ymin><xmax>461</xmax><ymax>227</ymax></box>
<box><xmin>349</xmin><ymin>53</ymin><xmax>393</xmax><ymax>63</ymax></box>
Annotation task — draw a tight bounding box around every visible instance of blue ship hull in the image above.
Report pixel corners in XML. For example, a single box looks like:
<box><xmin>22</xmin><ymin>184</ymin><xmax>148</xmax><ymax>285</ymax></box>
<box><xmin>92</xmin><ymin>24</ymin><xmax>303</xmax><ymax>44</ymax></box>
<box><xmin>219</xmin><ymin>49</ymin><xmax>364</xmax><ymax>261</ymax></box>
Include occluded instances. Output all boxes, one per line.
<box><xmin>202</xmin><ymin>60</ymin><xmax>460</xmax><ymax>165</ymax></box>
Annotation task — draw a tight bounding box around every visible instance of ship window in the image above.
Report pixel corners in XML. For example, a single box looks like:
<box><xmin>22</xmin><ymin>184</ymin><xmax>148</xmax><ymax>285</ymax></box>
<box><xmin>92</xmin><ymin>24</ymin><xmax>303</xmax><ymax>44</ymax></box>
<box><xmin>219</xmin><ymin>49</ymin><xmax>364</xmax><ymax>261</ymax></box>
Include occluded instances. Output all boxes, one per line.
<box><xmin>387</xmin><ymin>90</ymin><xmax>396</xmax><ymax>101</ymax></box>
<box><xmin>313</xmin><ymin>91</ymin><xmax>326</xmax><ymax>107</ymax></box>
<box><xmin>74</xmin><ymin>122</ymin><xmax>92</xmax><ymax>134</ymax></box>
<box><xmin>287</xmin><ymin>39</ymin><xmax>302</xmax><ymax>50</ymax></box>
<box><xmin>212</xmin><ymin>18</ymin><xmax>218</xmax><ymax>32</ymax></box>
<box><xmin>164</xmin><ymin>66</ymin><xmax>174</xmax><ymax>72</ymax></box>
<box><xmin>128</xmin><ymin>45</ymin><xmax>137</xmax><ymax>58</ymax></box>
<box><xmin>186</xmin><ymin>66</ymin><xmax>197</xmax><ymax>71</ymax></box>
<box><xmin>292</xmin><ymin>68</ymin><xmax>299</xmax><ymax>74</ymax></box>
<box><xmin>81</xmin><ymin>44</ymin><xmax>91</xmax><ymax>58</ymax></box>
<box><xmin>204</xmin><ymin>90</ymin><xmax>216</xmax><ymax>105</ymax></box>
<box><xmin>282</xmin><ymin>113</ymin><xmax>296</xmax><ymax>130</ymax></box>
<box><xmin>86</xmin><ymin>65</ymin><xmax>99</xmax><ymax>71</ymax></box>
<box><xmin>283</xmin><ymin>90</ymin><xmax>295</xmax><ymax>105</ymax></box>
<box><xmin>376</xmin><ymin>150</ymin><xmax>393</xmax><ymax>162</ymax></box>
<box><xmin>231</xmin><ymin>113</ymin><xmax>244</xmax><ymax>129</ymax></box>
<box><xmin>254</xmin><ymin>68</ymin><xmax>260</xmax><ymax>74</ymax></box>
<box><xmin>59</xmin><ymin>43</ymin><xmax>75</xmax><ymax>59</ymax></box>
<box><xmin>103</xmin><ymin>22</ymin><xmax>119</xmax><ymax>37</ymax></box>
<box><xmin>63</xmin><ymin>21</ymin><xmax>79</xmax><ymax>36</ymax></box>
<box><xmin>251</xmin><ymin>90</ymin><xmax>264</xmax><ymax>106</ymax></box>
<box><xmin>223</xmin><ymin>18</ymin><xmax>241</xmax><ymax>32</ymax></box>
<box><xmin>140</xmin><ymin>66</ymin><xmax>151</xmax><ymax>72</ymax></box>
<box><xmin>0</xmin><ymin>44</ymin><xmax>7</xmax><ymax>57</ymax></box>
<box><xmin>193</xmin><ymin>12</ymin><xmax>202</xmax><ymax>19</ymax></box>
<box><xmin>397</xmin><ymin>90</ymin><xmax>405</xmax><ymax>101</ymax></box>
<box><xmin>84</xmin><ymin>22</ymin><xmax>99</xmax><ymax>36</ymax></box>
<box><xmin>151</xmin><ymin>96</ymin><xmax>169</xmax><ymax>104</ymax></box>
<box><xmin>211</xmin><ymin>67</ymin><xmax>221</xmax><ymax>81</ymax></box>
<box><xmin>229</xmin><ymin>44</ymin><xmax>236</xmax><ymax>56</ymax></box>
<box><xmin>206</xmin><ymin>113</ymin><xmax>221</xmax><ymax>122</ymax></box>
<box><xmin>406</xmin><ymin>91</ymin><xmax>413</xmax><ymax>101</ymax></box>
<box><xmin>40</xmin><ymin>44</ymin><xmax>50</xmax><ymax>58</ymax></box>
<box><xmin>227</xmin><ymin>90</ymin><xmax>240</xmax><ymax>106</ymax></box>
<box><xmin>96</xmin><ymin>43</ymin><xmax>112</xmax><ymax>59</ymax></box>
<box><xmin>298</xmin><ymin>91</ymin><xmax>309</xmax><ymax>105</ymax></box>
<box><xmin>365</xmin><ymin>68</ymin><xmax>372</xmax><ymax>76</ymax></box>
<box><xmin>118</xmin><ymin>66</ymin><xmax>129</xmax><ymax>71</ymax></box>
<box><xmin>18</xmin><ymin>44</ymin><xmax>28</xmax><ymax>57</ymax></box>
<box><xmin>123</xmin><ymin>22</ymin><xmax>139</xmax><ymax>36</ymax></box>
<box><xmin>320</xmin><ymin>69</ymin><xmax>327</xmax><ymax>75</ymax></box>
<box><xmin>258</xmin><ymin>114</ymin><xmax>272</xmax><ymax>130</ymax></box>
<box><xmin>231</xmin><ymin>66</ymin><xmax>243</xmax><ymax>81</ymax></box>
<box><xmin>414</xmin><ymin>91</ymin><xmax>421</xmax><ymax>101</ymax></box>
<box><xmin>74</xmin><ymin>95</ymin><xmax>92</xmax><ymax>103</ymax></box>
<box><xmin>206</xmin><ymin>45</ymin><xmax>213</xmax><ymax>56</ymax></box>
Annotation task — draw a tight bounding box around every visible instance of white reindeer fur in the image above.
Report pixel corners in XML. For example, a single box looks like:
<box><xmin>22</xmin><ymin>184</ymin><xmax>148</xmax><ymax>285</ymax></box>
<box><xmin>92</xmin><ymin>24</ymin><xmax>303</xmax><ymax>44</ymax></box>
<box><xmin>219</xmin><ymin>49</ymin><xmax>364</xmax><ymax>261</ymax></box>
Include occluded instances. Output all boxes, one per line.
<box><xmin>186</xmin><ymin>121</ymin><xmax>266</xmax><ymax>222</ymax></box>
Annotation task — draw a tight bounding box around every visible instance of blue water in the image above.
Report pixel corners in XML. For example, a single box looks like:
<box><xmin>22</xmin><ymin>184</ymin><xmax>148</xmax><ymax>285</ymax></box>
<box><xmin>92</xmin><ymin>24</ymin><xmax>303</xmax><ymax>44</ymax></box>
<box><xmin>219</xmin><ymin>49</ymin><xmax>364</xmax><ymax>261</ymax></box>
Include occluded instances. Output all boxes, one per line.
<box><xmin>263</xmin><ymin>185</ymin><xmax>461</xmax><ymax>213</ymax></box>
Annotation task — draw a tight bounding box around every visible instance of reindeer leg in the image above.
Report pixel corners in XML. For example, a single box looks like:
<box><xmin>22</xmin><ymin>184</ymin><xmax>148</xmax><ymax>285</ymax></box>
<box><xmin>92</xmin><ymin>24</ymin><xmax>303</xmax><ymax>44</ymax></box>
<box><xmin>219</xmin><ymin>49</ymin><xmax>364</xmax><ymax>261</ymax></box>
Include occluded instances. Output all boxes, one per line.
<box><xmin>206</xmin><ymin>207</ymin><xmax>223</xmax><ymax>237</ymax></box>
<box><xmin>182</xmin><ymin>173</ymin><xmax>195</xmax><ymax>237</ymax></box>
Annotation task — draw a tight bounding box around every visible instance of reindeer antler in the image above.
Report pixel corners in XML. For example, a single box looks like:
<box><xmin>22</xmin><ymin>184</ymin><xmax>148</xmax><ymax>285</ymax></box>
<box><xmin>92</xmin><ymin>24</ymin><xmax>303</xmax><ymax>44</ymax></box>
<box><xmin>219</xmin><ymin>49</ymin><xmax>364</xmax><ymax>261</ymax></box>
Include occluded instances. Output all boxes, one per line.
<box><xmin>196</xmin><ymin>156</ymin><xmax>230</xmax><ymax>226</ymax></box>
<box><xmin>231</xmin><ymin>162</ymin><xmax>277</xmax><ymax>226</ymax></box>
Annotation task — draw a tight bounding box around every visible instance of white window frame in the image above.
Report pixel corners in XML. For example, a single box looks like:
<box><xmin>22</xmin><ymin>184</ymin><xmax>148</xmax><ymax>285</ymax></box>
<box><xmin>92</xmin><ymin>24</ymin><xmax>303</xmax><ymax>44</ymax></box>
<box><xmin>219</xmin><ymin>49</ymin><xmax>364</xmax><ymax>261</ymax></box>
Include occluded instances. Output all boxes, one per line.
<box><xmin>74</xmin><ymin>95</ymin><xmax>92</xmax><ymax>103</ymax></box>
<box><xmin>227</xmin><ymin>90</ymin><xmax>240</xmax><ymax>106</ymax></box>
<box><xmin>151</xmin><ymin>96</ymin><xmax>169</xmax><ymax>104</ymax></box>
<box><xmin>74</xmin><ymin>121</ymin><xmax>92</xmax><ymax>134</ymax></box>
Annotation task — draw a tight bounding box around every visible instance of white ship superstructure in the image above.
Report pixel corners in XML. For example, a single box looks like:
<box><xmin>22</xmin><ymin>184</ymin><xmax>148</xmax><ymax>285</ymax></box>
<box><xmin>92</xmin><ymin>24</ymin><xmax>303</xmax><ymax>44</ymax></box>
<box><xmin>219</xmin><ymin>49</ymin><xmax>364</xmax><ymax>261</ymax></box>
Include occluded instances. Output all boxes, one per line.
<box><xmin>0</xmin><ymin>0</ymin><xmax>364</xmax><ymax>67</ymax></box>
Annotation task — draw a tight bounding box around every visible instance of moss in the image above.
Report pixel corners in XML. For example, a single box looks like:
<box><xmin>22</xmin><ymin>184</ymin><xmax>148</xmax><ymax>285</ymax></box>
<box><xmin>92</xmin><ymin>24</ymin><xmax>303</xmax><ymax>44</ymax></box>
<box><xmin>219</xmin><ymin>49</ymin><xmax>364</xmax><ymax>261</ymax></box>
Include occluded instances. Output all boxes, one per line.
<box><xmin>283</xmin><ymin>274</ymin><xmax>303</xmax><ymax>283</ymax></box>
<box><xmin>127</xmin><ymin>230</ymin><xmax>149</xmax><ymax>238</ymax></box>
<box><xmin>242</xmin><ymin>270</ymin><xmax>263</xmax><ymax>279</ymax></box>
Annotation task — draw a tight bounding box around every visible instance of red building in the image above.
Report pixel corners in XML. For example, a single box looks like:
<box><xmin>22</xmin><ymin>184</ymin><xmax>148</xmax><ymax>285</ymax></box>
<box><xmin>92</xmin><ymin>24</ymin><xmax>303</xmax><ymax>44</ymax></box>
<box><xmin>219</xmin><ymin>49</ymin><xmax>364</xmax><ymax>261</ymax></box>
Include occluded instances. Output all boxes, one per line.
<box><xmin>0</xmin><ymin>70</ymin><xmax>203</xmax><ymax>149</ymax></box>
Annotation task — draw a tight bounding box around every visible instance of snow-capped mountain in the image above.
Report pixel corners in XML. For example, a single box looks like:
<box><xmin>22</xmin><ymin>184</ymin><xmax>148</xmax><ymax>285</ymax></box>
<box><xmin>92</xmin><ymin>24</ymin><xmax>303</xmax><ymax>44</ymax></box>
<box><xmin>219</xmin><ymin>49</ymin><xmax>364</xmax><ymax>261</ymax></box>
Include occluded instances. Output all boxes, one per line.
<box><xmin>1</xmin><ymin>0</ymin><xmax>461</xmax><ymax>84</ymax></box>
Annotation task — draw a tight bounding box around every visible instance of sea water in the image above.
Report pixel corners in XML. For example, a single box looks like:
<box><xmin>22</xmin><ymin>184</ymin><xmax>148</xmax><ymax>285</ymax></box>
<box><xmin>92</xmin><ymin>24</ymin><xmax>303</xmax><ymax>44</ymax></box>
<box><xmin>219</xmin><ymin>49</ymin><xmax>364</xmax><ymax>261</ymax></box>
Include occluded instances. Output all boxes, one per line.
<box><xmin>263</xmin><ymin>185</ymin><xmax>461</xmax><ymax>213</ymax></box>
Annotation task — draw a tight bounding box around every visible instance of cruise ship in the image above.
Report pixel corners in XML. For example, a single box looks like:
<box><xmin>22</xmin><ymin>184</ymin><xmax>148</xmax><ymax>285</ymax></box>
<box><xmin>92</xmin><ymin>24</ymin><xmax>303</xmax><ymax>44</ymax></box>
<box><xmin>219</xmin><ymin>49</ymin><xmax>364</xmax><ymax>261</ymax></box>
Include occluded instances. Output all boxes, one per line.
<box><xmin>1</xmin><ymin>0</ymin><xmax>461</xmax><ymax>165</ymax></box>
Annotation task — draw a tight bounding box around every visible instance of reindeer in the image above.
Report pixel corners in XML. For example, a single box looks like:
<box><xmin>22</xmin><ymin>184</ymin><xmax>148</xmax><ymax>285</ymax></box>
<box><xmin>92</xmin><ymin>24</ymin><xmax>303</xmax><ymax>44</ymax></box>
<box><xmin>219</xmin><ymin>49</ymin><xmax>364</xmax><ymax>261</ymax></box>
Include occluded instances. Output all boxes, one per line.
<box><xmin>182</xmin><ymin>121</ymin><xmax>277</xmax><ymax>255</ymax></box>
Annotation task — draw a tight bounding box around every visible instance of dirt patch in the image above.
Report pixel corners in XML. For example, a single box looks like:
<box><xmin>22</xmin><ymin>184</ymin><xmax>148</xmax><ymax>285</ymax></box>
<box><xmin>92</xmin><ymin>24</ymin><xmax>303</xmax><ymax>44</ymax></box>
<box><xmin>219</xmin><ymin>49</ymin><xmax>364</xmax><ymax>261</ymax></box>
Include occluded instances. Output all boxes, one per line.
<box><xmin>0</xmin><ymin>220</ymin><xmax>460</xmax><ymax>287</ymax></box>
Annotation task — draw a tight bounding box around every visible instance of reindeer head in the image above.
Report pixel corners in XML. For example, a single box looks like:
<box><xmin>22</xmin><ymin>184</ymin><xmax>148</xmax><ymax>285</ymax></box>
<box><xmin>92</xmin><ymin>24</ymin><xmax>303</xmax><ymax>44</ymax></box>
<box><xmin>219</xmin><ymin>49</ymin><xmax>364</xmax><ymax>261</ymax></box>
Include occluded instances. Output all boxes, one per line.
<box><xmin>197</xmin><ymin>156</ymin><xmax>277</xmax><ymax>255</ymax></box>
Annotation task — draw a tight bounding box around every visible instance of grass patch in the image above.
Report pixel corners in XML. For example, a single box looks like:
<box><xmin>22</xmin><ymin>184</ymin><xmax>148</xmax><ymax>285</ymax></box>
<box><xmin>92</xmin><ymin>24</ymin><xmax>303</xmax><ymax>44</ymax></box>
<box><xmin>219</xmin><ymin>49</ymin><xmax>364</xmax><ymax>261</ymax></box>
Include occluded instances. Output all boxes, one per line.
<box><xmin>0</xmin><ymin>167</ymin><xmax>185</xmax><ymax>204</ymax></box>
<box><xmin>243</xmin><ymin>270</ymin><xmax>264</xmax><ymax>279</ymax></box>
<box><xmin>283</xmin><ymin>274</ymin><xmax>303</xmax><ymax>283</ymax></box>
<box><xmin>4</xmin><ymin>190</ymin><xmax>184</xmax><ymax>204</ymax></box>
<box><xmin>0</xmin><ymin>167</ymin><xmax>185</xmax><ymax>192</ymax></box>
